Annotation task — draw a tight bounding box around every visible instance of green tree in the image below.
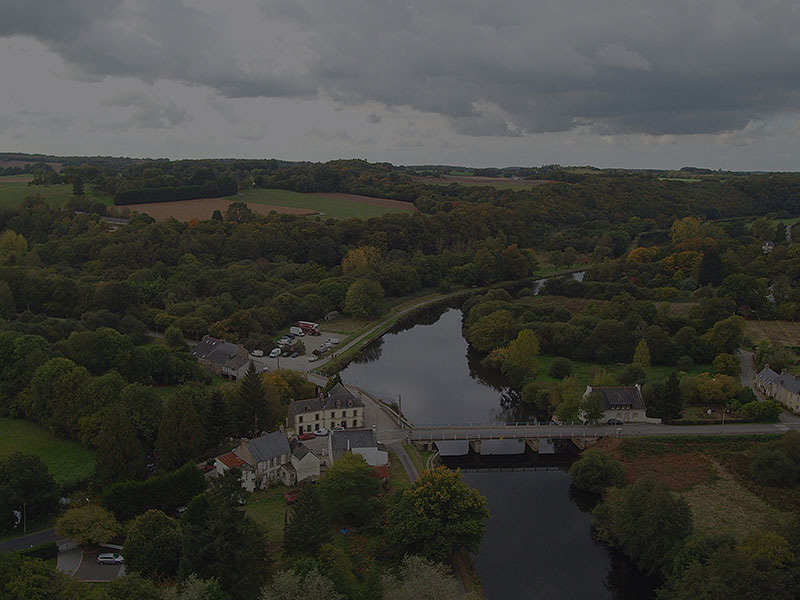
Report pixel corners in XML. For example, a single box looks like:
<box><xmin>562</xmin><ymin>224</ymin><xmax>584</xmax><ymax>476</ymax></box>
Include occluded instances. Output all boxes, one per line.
<box><xmin>0</xmin><ymin>453</ymin><xmax>59</xmax><ymax>533</ymax></box>
<box><xmin>580</xmin><ymin>392</ymin><xmax>606</xmax><ymax>424</ymax></box>
<box><xmin>702</xmin><ymin>316</ymin><xmax>745</xmax><ymax>356</ymax></box>
<box><xmin>548</xmin><ymin>357</ymin><xmax>573</xmax><ymax>379</ymax></box>
<box><xmin>164</xmin><ymin>325</ymin><xmax>187</xmax><ymax>351</ymax></box>
<box><xmin>56</xmin><ymin>504</ymin><xmax>118</xmax><ymax>546</ymax></box>
<box><xmin>125</xmin><ymin>510</ymin><xmax>181</xmax><ymax>580</ymax></box>
<box><xmin>388</xmin><ymin>466</ymin><xmax>489</xmax><ymax>562</ymax></box>
<box><xmin>383</xmin><ymin>555</ymin><xmax>477</xmax><ymax>600</ymax></box>
<box><xmin>749</xmin><ymin>447</ymin><xmax>799</xmax><ymax>487</ymax></box>
<box><xmin>260</xmin><ymin>569</ymin><xmax>343</xmax><ymax>600</ymax></box>
<box><xmin>0</xmin><ymin>280</ymin><xmax>16</xmax><ymax>319</ymax></box>
<box><xmin>233</xmin><ymin>361</ymin><xmax>266</xmax><ymax>436</ymax></box>
<box><xmin>179</xmin><ymin>493</ymin><xmax>269</xmax><ymax>600</ymax></box>
<box><xmin>318</xmin><ymin>453</ymin><xmax>381</xmax><ymax>525</ymax></box>
<box><xmin>647</xmin><ymin>372</ymin><xmax>683</xmax><ymax>421</ymax></box>
<box><xmin>569</xmin><ymin>450</ymin><xmax>625</xmax><ymax>495</ymax></box>
<box><xmin>102</xmin><ymin>573</ymin><xmax>162</xmax><ymax>600</ymax></box>
<box><xmin>503</xmin><ymin>329</ymin><xmax>540</xmax><ymax>375</ymax></box>
<box><xmin>593</xmin><ymin>478</ymin><xmax>692</xmax><ymax>576</ymax></box>
<box><xmin>155</xmin><ymin>395</ymin><xmax>203</xmax><ymax>471</ymax></box>
<box><xmin>697</xmin><ymin>248</ymin><xmax>722</xmax><ymax>287</ymax></box>
<box><xmin>712</xmin><ymin>352</ymin><xmax>740</xmax><ymax>377</ymax></box>
<box><xmin>284</xmin><ymin>484</ymin><xmax>330</xmax><ymax>556</ymax></box>
<box><xmin>344</xmin><ymin>278</ymin><xmax>384</xmax><ymax>318</ymax></box>
<box><xmin>95</xmin><ymin>403</ymin><xmax>148</xmax><ymax>490</ymax></box>
<box><xmin>466</xmin><ymin>309</ymin><xmax>517</xmax><ymax>353</ymax></box>
<box><xmin>0</xmin><ymin>553</ymin><xmax>80</xmax><ymax>600</ymax></box>
<box><xmin>162</xmin><ymin>574</ymin><xmax>230</xmax><ymax>600</ymax></box>
<box><xmin>633</xmin><ymin>339</ymin><xmax>651</xmax><ymax>368</ymax></box>
<box><xmin>552</xmin><ymin>376</ymin><xmax>583</xmax><ymax>423</ymax></box>
<box><xmin>204</xmin><ymin>389</ymin><xmax>230</xmax><ymax>451</ymax></box>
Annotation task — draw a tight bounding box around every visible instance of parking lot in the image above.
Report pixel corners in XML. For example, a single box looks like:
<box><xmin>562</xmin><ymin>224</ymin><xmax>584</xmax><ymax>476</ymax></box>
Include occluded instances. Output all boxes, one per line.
<box><xmin>248</xmin><ymin>330</ymin><xmax>343</xmax><ymax>373</ymax></box>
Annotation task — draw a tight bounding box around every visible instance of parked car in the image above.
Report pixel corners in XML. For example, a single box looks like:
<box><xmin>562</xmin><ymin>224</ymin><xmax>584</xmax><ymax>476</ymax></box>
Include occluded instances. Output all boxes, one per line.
<box><xmin>281</xmin><ymin>349</ymin><xmax>292</xmax><ymax>357</ymax></box>
<box><xmin>299</xmin><ymin>433</ymin><xmax>315</xmax><ymax>441</ymax></box>
<box><xmin>269</xmin><ymin>348</ymin><xmax>281</xmax><ymax>358</ymax></box>
<box><xmin>277</xmin><ymin>338</ymin><xmax>290</xmax><ymax>345</ymax></box>
<box><xmin>315</xmin><ymin>428</ymin><xmax>329</xmax><ymax>436</ymax></box>
<box><xmin>200</xmin><ymin>464</ymin><xmax>215</xmax><ymax>473</ymax></box>
<box><xmin>607</xmin><ymin>418</ymin><xmax>623</xmax><ymax>425</ymax></box>
<box><xmin>286</xmin><ymin>333</ymin><xmax>296</xmax><ymax>339</ymax></box>
<box><xmin>308</xmin><ymin>355</ymin><xmax>319</xmax><ymax>362</ymax></box>
<box><xmin>97</xmin><ymin>553</ymin><xmax>124</xmax><ymax>565</ymax></box>
<box><xmin>250</xmin><ymin>350</ymin><xmax>264</xmax><ymax>357</ymax></box>
<box><xmin>290</xmin><ymin>352</ymin><xmax>300</xmax><ymax>358</ymax></box>
<box><xmin>333</xmin><ymin>426</ymin><xmax>345</xmax><ymax>431</ymax></box>
<box><xmin>327</xmin><ymin>338</ymin><xmax>340</xmax><ymax>345</ymax></box>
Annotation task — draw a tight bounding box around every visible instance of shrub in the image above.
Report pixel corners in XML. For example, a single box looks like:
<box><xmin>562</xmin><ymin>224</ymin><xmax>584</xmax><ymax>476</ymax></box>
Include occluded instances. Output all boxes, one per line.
<box><xmin>740</xmin><ymin>399</ymin><xmax>782</xmax><ymax>423</ymax></box>
<box><xmin>548</xmin><ymin>357</ymin><xmax>573</xmax><ymax>379</ymax></box>
<box><xmin>750</xmin><ymin>447</ymin><xmax>799</xmax><ymax>488</ymax></box>
<box><xmin>570</xmin><ymin>450</ymin><xmax>625</xmax><ymax>495</ymax></box>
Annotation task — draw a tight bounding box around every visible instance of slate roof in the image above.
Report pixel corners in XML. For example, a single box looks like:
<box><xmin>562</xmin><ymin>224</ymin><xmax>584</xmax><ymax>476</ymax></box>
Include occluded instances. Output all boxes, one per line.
<box><xmin>247</xmin><ymin>431</ymin><xmax>290</xmax><ymax>463</ymax></box>
<box><xmin>758</xmin><ymin>366</ymin><xmax>780</xmax><ymax>385</ymax></box>
<box><xmin>193</xmin><ymin>336</ymin><xmax>241</xmax><ymax>366</ymax></box>
<box><xmin>288</xmin><ymin>383</ymin><xmax>364</xmax><ymax>421</ymax></box>
<box><xmin>591</xmin><ymin>386</ymin><xmax>646</xmax><ymax>410</ymax></box>
<box><xmin>777</xmin><ymin>372</ymin><xmax>800</xmax><ymax>395</ymax></box>
<box><xmin>289</xmin><ymin>438</ymin><xmax>312</xmax><ymax>460</ymax></box>
<box><xmin>331</xmin><ymin>429</ymin><xmax>377</xmax><ymax>451</ymax></box>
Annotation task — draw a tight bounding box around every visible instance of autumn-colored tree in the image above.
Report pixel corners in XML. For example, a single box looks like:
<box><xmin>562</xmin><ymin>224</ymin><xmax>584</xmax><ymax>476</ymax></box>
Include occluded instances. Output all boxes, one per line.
<box><xmin>341</xmin><ymin>246</ymin><xmax>382</xmax><ymax>274</ymax></box>
<box><xmin>56</xmin><ymin>504</ymin><xmax>118</xmax><ymax>546</ymax></box>
<box><xmin>633</xmin><ymin>339</ymin><xmax>651</xmax><ymax>368</ymax></box>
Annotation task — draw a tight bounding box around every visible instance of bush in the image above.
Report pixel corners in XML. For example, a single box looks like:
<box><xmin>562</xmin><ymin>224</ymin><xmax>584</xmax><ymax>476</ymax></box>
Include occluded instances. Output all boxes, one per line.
<box><xmin>569</xmin><ymin>450</ymin><xmax>625</xmax><ymax>495</ymax></box>
<box><xmin>17</xmin><ymin>542</ymin><xmax>57</xmax><ymax>560</ymax></box>
<box><xmin>101</xmin><ymin>463</ymin><xmax>206</xmax><ymax>521</ymax></box>
<box><xmin>677</xmin><ymin>356</ymin><xmax>694</xmax><ymax>371</ymax></box>
<box><xmin>750</xmin><ymin>447</ymin><xmax>799</xmax><ymax>488</ymax></box>
<box><xmin>617</xmin><ymin>364</ymin><xmax>646</xmax><ymax>386</ymax></box>
<box><xmin>740</xmin><ymin>399</ymin><xmax>782</xmax><ymax>423</ymax></box>
<box><xmin>548</xmin><ymin>357</ymin><xmax>573</xmax><ymax>379</ymax></box>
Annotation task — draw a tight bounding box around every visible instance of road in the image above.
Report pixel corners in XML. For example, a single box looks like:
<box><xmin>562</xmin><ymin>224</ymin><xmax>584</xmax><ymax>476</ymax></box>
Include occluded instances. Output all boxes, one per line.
<box><xmin>409</xmin><ymin>420</ymin><xmax>797</xmax><ymax>441</ymax></box>
<box><xmin>0</xmin><ymin>528</ymin><xmax>61</xmax><ymax>554</ymax></box>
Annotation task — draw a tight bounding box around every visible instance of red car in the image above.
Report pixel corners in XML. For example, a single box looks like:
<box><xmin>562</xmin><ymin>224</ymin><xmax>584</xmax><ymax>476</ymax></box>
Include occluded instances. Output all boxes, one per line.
<box><xmin>298</xmin><ymin>433</ymin><xmax>315</xmax><ymax>441</ymax></box>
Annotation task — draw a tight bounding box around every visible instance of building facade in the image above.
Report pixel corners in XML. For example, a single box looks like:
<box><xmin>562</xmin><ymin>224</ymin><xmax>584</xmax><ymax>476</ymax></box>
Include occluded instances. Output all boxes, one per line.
<box><xmin>287</xmin><ymin>383</ymin><xmax>365</xmax><ymax>435</ymax></box>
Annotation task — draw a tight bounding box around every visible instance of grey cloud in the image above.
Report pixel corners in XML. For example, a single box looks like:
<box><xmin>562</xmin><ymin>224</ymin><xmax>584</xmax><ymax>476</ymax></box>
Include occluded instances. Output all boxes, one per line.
<box><xmin>3</xmin><ymin>0</ymin><xmax>800</xmax><ymax>137</ymax></box>
<box><xmin>100</xmin><ymin>91</ymin><xmax>189</xmax><ymax>129</ymax></box>
<box><xmin>367</xmin><ymin>113</ymin><xmax>381</xmax><ymax>124</ymax></box>
<box><xmin>307</xmin><ymin>127</ymin><xmax>351</xmax><ymax>141</ymax></box>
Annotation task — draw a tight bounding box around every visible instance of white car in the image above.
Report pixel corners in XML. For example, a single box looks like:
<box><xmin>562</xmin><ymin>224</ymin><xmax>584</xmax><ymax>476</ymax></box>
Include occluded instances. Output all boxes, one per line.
<box><xmin>269</xmin><ymin>348</ymin><xmax>281</xmax><ymax>358</ymax></box>
<box><xmin>327</xmin><ymin>338</ymin><xmax>340</xmax><ymax>345</ymax></box>
<box><xmin>277</xmin><ymin>338</ymin><xmax>290</xmax><ymax>345</ymax></box>
<box><xmin>250</xmin><ymin>350</ymin><xmax>264</xmax><ymax>357</ymax></box>
<box><xmin>97</xmin><ymin>553</ymin><xmax>124</xmax><ymax>565</ymax></box>
<box><xmin>315</xmin><ymin>428</ymin><xmax>329</xmax><ymax>436</ymax></box>
<box><xmin>308</xmin><ymin>355</ymin><xmax>319</xmax><ymax>362</ymax></box>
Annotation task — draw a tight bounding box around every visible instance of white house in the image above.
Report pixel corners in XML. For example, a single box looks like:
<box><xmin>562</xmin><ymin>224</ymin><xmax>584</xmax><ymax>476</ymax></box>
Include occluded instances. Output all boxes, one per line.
<box><xmin>279</xmin><ymin>438</ymin><xmax>321</xmax><ymax>486</ymax></box>
<box><xmin>234</xmin><ymin>431</ymin><xmax>291</xmax><ymax>488</ymax></box>
<box><xmin>582</xmin><ymin>385</ymin><xmax>660</xmax><ymax>424</ymax></box>
<box><xmin>328</xmin><ymin>429</ymin><xmax>388</xmax><ymax>467</ymax></box>
<box><xmin>288</xmin><ymin>383</ymin><xmax>365</xmax><ymax>436</ymax></box>
<box><xmin>214</xmin><ymin>452</ymin><xmax>258</xmax><ymax>492</ymax></box>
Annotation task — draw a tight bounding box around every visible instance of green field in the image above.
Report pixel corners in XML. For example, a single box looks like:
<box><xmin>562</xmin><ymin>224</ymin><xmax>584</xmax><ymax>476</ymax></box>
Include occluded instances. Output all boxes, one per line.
<box><xmin>0</xmin><ymin>177</ymin><xmax>112</xmax><ymax>208</ymax></box>
<box><xmin>233</xmin><ymin>189</ymin><xmax>416</xmax><ymax>220</ymax></box>
<box><xmin>243</xmin><ymin>486</ymin><xmax>288</xmax><ymax>544</ymax></box>
<box><xmin>0</xmin><ymin>419</ymin><xmax>95</xmax><ymax>486</ymax></box>
<box><xmin>536</xmin><ymin>354</ymin><xmax>713</xmax><ymax>386</ymax></box>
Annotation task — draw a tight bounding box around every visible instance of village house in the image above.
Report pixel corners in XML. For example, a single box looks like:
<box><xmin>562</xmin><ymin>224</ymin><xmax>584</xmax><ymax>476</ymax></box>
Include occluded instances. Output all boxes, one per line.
<box><xmin>287</xmin><ymin>383</ymin><xmax>365</xmax><ymax>435</ymax></box>
<box><xmin>756</xmin><ymin>365</ymin><xmax>800</xmax><ymax>413</ymax></box>
<box><xmin>192</xmin><ymin>336</ymin><xmax>251</xmax><ymax>380</ymax></box>
<box><xmin>214</xmin><ymin>451</ymin><xmax>257</xmax><ymax>491</ymax></box>
<box><xmin>581</xmin><ymin>385</ymin><xmax>660</xmax><ymax>424</ymax></box>
<box><xmin>234</xmin><ymin>431</ymin><xmax>291</xmax><ymax>490</ymax></box>
<box><xmin>279</xmin><ymin>438</ymin><xmax>321</xmax><ymax>486</ymax></box>
<box><xmin>328</xmin><ymin>428</ymin><xmax>388</xmax><ymax>467</ymax></box>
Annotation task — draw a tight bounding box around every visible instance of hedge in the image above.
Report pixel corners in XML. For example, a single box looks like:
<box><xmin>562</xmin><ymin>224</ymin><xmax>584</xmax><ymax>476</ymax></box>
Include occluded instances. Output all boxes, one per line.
<box><xmin>101</xmin><ymin>463</ymin><xmax>206</xmax><ymax>521</ymax></box>
<box><xmin>114</xmin><ymin>186</ymin><xmax>206</xmax><ymax>206</ymax></box>
<box><xmin>18</xmin><ymin>541</ymin><xmax>58</xmax><ymax>560</ymax></box>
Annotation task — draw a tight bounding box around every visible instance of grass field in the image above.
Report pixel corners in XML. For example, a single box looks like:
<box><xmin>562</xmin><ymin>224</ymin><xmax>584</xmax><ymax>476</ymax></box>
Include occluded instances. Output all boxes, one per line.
<box><xmin>243</xmin><ymin>486</ymin><xmax>288</xmax><ymax>544</ymax></box>
<box><xmin>535</xmin><ymin>354</ymin><xmax>713</xmax><ymax>386</ymax></box>
<box><xmin>745</xmin><ymin>320</ymin><xmax>800</xmax><ymax>347</ymax></box>
<box><xmin>0</xmin><ymin>179</ymin><xmax>112</xmax><ymax>208</ymax></box>
<box><xmin>234</xmin><ymin>189</ymin><xmax>416</xmax><ymax>220</ymax></box>
<box><xmin>0</xmin><ymin>419</ymin><xmax>95</xmax><ymax>486</ymax></box>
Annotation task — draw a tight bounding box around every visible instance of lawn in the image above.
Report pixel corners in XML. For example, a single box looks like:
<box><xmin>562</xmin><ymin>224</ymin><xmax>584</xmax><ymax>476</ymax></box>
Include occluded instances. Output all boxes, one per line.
<box><xmin>232</xmin><ymin>189</ymin><xmax>416</xmax><ymax>220</ymax></box>
<box><xmin>243</xmin><ymin>486</ymin><xmax>289</xmax><ymax>544</ymax></box>
<box><xmin>0</xmin><ymin>419</ymin><xmax>95</xmax><ymax>486</ymax></box>
<box><xmin>0</xmin><ymin>180</ymin><xmax>112</xmax><ymax>209</ymax></box>
<box><xmin>745</xmin><ymin>320</ymin><xmax>800</xmax><ymax>347</ymax></box>
<box><xmin>387</xmin><ymin>450</ymin><xmax>411</xmax><ymax>491</ymax></box>
<box><xmin>535</xmin><ymin>354</ymin><xmax>713</xmax><ymax>387</ymax></box>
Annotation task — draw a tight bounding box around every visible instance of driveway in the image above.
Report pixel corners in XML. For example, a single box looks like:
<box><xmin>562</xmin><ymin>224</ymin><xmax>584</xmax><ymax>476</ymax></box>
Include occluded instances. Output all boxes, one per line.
<box><xmin>73</xmin><ymin>549</ymin><xmax>125</xmax><ymax>582</ymax></box>
<box><xmin>57</xmin><ymin>547</ymin><xmax>82</xmax><ymax>576</ymax></box>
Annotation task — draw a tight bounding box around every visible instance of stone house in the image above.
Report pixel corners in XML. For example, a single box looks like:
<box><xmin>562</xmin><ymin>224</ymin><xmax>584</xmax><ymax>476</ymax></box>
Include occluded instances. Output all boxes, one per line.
<box><xmin>581</xmin><ymin>385</ymin><xmax>660</xmax><ymax>424</ymax></box>
<box><xmin>192</xmin><ymin>336</ymin><xmax>250</xmax><ymax>380</ymax></box>
<box><xmin>287</xmin><ymin>383</ymin><xmax>365</xmax><ymax>435</ymax></box>
<box><xmin>233</xmin><ymin>431</ymin><xmax>291</xmax><ymax>489</ymax></box>
<box><xmin>279</xmin><ymin>438</ymin><xmax>321</xmax><ymax>486</ymax></box>
<box><xmin>328</xmin><ymin>429</ymin><xmax>388</xmax><ymax>467</ymax></box>
<box><xmin>756</xmin><ymin>365</ymin><xmax>800</xmax><ymax>413</ymax></box>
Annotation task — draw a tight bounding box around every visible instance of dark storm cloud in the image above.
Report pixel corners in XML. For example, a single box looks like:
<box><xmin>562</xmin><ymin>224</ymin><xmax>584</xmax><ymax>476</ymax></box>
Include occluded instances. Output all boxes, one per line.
<box><xmin>100</xmin><ymin>91</ymin><xmax>189</xmax><ymax>129</ymax></box>
<box><xmin>2</xmin><ymin>0</ymin><xmax>800</xmax><ymax>136</ymax></box>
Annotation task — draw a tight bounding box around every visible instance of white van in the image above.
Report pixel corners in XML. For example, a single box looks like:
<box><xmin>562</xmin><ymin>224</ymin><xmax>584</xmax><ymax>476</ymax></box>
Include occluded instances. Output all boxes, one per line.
<box><xmin>269</xmin><ymin>348</ymin><xmax>281</xmax><ymax>358</ymax></box>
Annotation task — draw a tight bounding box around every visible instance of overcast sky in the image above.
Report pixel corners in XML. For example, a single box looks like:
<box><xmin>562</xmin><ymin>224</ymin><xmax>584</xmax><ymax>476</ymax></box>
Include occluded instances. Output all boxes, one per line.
<box><xmin>1</xmin><ymin>0</ymin><xmax>799</xmax><ymax>170</ymax></box>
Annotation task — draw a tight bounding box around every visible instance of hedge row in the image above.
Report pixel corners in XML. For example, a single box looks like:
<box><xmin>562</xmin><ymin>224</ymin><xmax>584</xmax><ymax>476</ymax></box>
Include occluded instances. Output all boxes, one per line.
<box><xmin>18</xmin><ymin>541</ymin><xmax>58</xmax><ymax>560</ymax></box>
<box><xmin>101</xmin><ymin>463</ymin><xmax>206</xmax><ymax>521</ymax></box>
<box><xmin>114</xmin><ymin>186</ymin><xmax>207</xmax><ymax>206</ymax></box>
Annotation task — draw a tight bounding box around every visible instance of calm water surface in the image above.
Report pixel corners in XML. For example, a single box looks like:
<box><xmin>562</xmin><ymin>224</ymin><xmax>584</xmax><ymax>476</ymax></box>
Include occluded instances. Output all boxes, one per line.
<box><xmin>341</xmin><ymin>307</ymin><xmax>524</xmax><ymax>425</ymax></box>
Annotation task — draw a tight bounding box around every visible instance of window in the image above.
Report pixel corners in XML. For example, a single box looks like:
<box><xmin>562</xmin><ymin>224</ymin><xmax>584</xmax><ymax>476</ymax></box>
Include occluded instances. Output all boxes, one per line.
<box><xmin>331</xmin><ymin>411</ymin><xmax>336</xmax><ymax>418</ymax></box>
<box><xmin>315</xmin><ymin>413</ymin><xmax>320</xmax><ymax>420</ymax></box>
<box><xmin>298</xmin><ymin>416</ymin><xmax>303</xmax><ymax>423</ymax></box>
<box><xmin>352</xmin><ymin>419</ymin><xmax>358</xmax><ymax>427</ymax></box>
<box><xmin>341</xmin><ymin>421</ymin><xmax>346</xmax><ymax>428</ymax></box>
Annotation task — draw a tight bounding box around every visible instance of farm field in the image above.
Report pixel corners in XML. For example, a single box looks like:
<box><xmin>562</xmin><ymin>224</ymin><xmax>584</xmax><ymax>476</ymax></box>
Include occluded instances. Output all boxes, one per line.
<box><xmin>0</xmin><ymin>418</ymin><xmax>95</xmax><ymax>486</ymax></box>
<box><xmin>745</xmin><ymin>320</ymin><xmax>800</xmax><ymax>347</ymax></box>
<box><xmin>412</xmin><ymin>175</ymin><xmax>555</xmax><ymax>190</ymax></box>
<box><xmin>0</xmin><ymin>178</ymin><xmax>112</xmax><ymax>208</ymax></box>
<box><xmin>122</xmin><ymin>197</ymin><xmax>315</xmax><ymax>222</ymax></box>
<box><xmin>236</xmin><ymin>188</ymin><xmax>416</xmax><ymax>220</ymax></box>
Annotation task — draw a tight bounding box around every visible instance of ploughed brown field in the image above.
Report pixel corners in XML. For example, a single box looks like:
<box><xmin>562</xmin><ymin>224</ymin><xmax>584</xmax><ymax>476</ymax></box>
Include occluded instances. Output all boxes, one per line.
<box><xmin>122</xmin><ymin>198</ymin><xmax>316</xmax><ymax>221</ymax></box>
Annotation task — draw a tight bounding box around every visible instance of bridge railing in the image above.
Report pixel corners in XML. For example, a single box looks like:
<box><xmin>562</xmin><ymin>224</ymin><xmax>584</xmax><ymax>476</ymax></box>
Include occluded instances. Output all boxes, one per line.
<box><xmin>409</xmin><ymin>430</ymin><xmax>610</xmax><ymax>441</ymax></box>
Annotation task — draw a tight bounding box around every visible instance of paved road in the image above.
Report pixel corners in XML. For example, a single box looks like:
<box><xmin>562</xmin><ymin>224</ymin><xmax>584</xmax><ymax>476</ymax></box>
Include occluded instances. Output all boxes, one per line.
<box><xmin>410</xmin><ymin>421</ymin><xmax>797</xmax><ymax>441</ymax></box>
<box><xmin>0</xmin><ymin>528</ymin><xmax>61</xmax><ymax>554</ymax></box>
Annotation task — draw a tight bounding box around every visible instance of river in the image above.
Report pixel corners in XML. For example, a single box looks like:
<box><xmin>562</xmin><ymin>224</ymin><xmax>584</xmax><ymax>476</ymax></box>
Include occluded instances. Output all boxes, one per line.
<box><xmin>340</xmin><ymin>297</ymin><xmax>657</xmax><ymax>599</ymax></box>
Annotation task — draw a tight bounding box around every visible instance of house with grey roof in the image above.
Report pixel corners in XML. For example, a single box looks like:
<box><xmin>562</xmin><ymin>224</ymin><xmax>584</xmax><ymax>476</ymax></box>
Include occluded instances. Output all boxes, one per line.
<box><xmin>581</xmin><ymin>385</ymin><xmax>660</xmax><ymax>424</ymax></box>
<box><xmin>287</xmin><ymin>383</ymin><xmax>365</xmax><ymax>436</ymax></box>
<box><xmin>234</xmin><ymin>431</ymin><xmax>291</xmax><ymax>489</ymax></box>
<box><xmin>192</xmin><ymin>336</ymin><xmax>250</xmax><ymax>380</ymax></box>
<box><xmin>328</xmin><ymin>428</ymin><xmax>388</xmax><ymax>467</ymax></box>
<box><xmin>757</xmin><ymin>365</ymin><xmax>800</xmax><ymax>413</ymax></box>
<box><xmin>279</xmin><ymin>438</ymin><xmax>320</xmax><ymax>486</ymax></box>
